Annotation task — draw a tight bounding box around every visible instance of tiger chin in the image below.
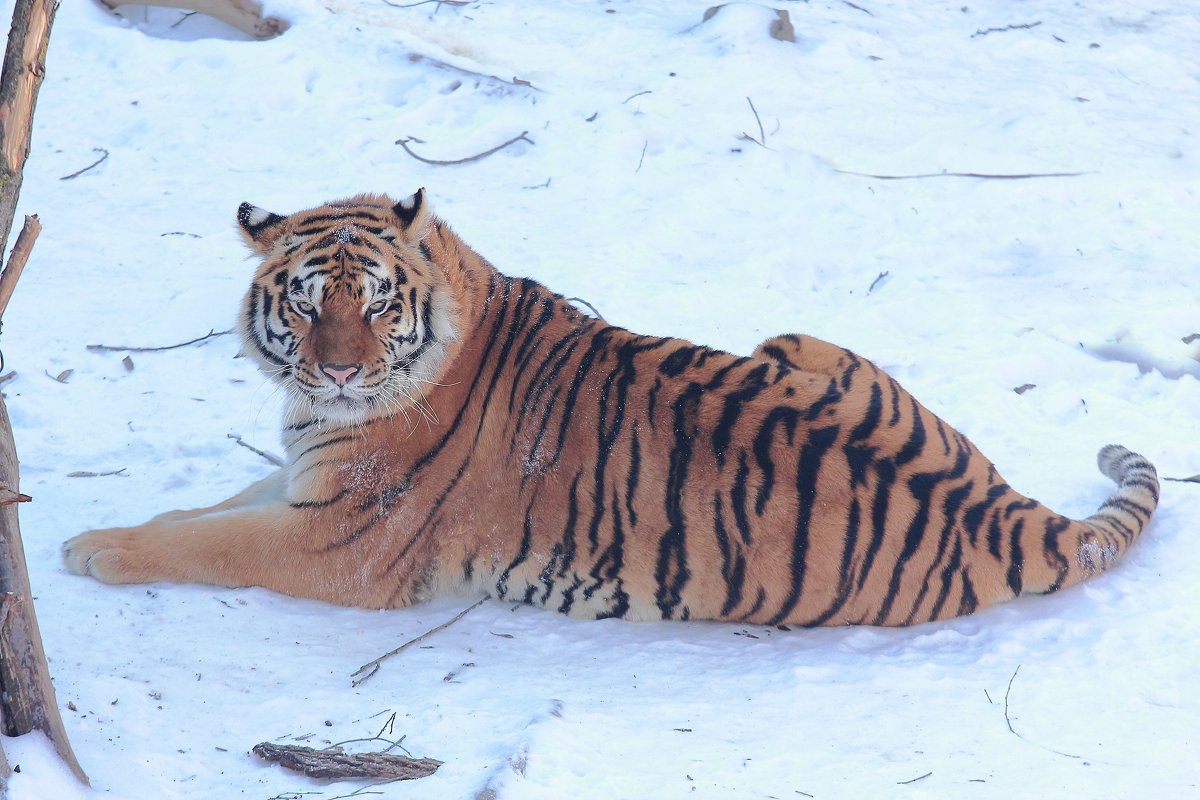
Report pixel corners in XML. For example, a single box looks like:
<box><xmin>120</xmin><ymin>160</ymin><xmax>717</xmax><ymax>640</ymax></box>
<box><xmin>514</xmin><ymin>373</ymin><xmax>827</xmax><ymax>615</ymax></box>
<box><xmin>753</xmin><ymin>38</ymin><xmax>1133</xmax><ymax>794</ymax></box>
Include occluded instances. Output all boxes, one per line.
<box><xmin>63</xmin><ymin>190</ymin><xmax>1159</xmax><ymax>627</ymax></box>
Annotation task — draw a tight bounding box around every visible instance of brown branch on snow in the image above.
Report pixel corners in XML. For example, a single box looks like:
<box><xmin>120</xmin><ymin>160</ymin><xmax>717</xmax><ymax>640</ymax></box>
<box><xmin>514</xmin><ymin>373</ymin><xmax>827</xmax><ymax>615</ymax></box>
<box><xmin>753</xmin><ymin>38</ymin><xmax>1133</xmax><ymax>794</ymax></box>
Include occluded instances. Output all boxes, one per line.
<box><xmin>252</xmin><ymin>742</ymin><xmax>442</xmax><ymax>782</ymax></box>
<box><xmin>395</xmin><ymin>132</ymin><xmax>533</xmax><ymax>166</ymax></box>
<box><xmin>351</xmin><ymin>597</ymin><xmax>487</xmax><ymax>686</ymax></box>
<box><xmin>86</xmin><ymin>328</ymin><xmax>233</xmax><ymax>353</ymax></box>
<box><xmin>835</xmin><ymin>168</ymin><xmax>1089</xmax><ymax>181</ymax></box>
<box><xmin>58</xmin><ymin>148</ymin><xmax>109</xmax><ymax>180</ymax></box>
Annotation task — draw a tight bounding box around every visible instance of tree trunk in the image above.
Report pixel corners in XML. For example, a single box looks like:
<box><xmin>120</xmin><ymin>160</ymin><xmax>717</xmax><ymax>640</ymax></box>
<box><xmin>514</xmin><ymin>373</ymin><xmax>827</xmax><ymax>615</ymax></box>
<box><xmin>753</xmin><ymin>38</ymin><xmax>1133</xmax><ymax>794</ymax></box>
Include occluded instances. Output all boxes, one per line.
<box><xmin>0</xmin><ymin>0</ymin><xmax>89</xmax><ymax>788</ymax></box>
<box><xmin>0</xmin><ymin>401</ymin><xmax>87</xmax><ymax>784</ymax></box>
<box><xmin>0</xmin><ymin>0</ymin><xmax>53</xmax><ymax>265</ymax></box>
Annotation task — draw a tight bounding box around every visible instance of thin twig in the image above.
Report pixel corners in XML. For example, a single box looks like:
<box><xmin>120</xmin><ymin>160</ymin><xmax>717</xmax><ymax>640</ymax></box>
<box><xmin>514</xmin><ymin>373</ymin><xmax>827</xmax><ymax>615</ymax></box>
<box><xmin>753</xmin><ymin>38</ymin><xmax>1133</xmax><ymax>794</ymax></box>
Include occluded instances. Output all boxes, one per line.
<box><xmin>622</xmin><ymin>89</ymin><xmax>651</xmax><ymax>104</ymax></box>
<box><xmin>748</xmin><ymin>97</ymin><xmax>765</xmax><ymax>143</ymax></box>
<box><xmin>406</xmin><ymin>53</ymin><xmax>540</xmax><ymax>92</ymax></box>
<box><xmin>0</xmin><ymin>214</ymin><xmax>40</xmax><ymax>318</ymax></box>
<box><xmin>1002</xmin><ymin>664</ymin><xmax>1081</xmax><ymax>758</ymax></box>
<box><xmin>898</xmin><ymin>772</ymin><xmax>932</xmax><ymax>785</ymax></box>
<box><xmin>1003</xmin><ymin>665</ymin><xmax>1020</xmax><ymax>734</ymax></box>
<box><xmin>635</xmin><ymin>140</ymin><xmax>648</xmax><ymax>173</ymax></box>
<box><xmin>395</xmin><ymin>132</ymin><xmax>532</xmax><ymax>166</ymax></box>
<box><xmin>168</xmin><ymin>11</ymin><xmax>197</xmax><ymax>29</ymax></box>
<box><xmin>740</xmin><ymin>96</ymin><xmax>768</xmax><ymax>148</ymax></box>
<box><xmin>973</xmin><ymin>21</ymin><xmax>1041</xmax><ymax>39</ymax></box>
<box><xmin>843</xmin><ymin>0</ymin><xmax>873</xmax><ymax>15</ymax></box>
<box><xmin>835</xmin><ymin>168</ymin><xmax>1089</xmax><ymax>180</ymax></box>
<box><xmin>564</xmin><ymin>296</ymin><xmax>603</xmax><ymax>320</ymax></box>
<box><xmin>351</xmin><ymin>597</ymin><xmax>487</xmax><ymax>685</ymax></box>
<box><xmin>381</xmin><ymin>0</ymin><xmax>468</xmax><ymax>7</ymax></box>
<box><xmin>67</xmin><ymin>468</ymin><xmax>128</xmax><ymax>478</ymax></box>
<box><xmin>86</xmin><ymin>328</ymin><xmax>233</xmax><ymax>353</ymax></box>
<box><xmin>227</xmin><ymin>434</ymin><xmax>285</xmax><ymax>467</ymax></box>
<box><xmin>59</xmin><ymin>148</ymin><xmax>109</xmax><ymax>180</ymax></box>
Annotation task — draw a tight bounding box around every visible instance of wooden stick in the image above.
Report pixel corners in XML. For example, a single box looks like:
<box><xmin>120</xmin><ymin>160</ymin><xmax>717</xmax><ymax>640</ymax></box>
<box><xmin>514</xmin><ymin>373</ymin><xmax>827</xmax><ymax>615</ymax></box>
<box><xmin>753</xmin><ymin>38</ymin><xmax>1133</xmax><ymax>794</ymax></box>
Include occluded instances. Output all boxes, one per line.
<box><xmin>86</xmin><ymin>327</ymin><xmax>232</xmax><ymax>353</ymax></box>
<box><xmin>351</xmin><ymin>597</ymin><xmax>487</xmax><ymax>685</ymax></box>
<box><xmin>0</xmin><ymin>214</ymin><xmax>39</xmax><ymax>318</ymax></box>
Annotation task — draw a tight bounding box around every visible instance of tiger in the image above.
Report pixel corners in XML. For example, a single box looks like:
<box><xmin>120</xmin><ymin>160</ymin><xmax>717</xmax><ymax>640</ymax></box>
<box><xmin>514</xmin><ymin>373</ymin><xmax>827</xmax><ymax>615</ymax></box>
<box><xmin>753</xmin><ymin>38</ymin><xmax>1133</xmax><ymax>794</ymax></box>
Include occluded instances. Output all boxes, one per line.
<box><xmin>63</xmin><ymin>190</ymin><xmax>1160</xmax><ymax>626</ymax></box>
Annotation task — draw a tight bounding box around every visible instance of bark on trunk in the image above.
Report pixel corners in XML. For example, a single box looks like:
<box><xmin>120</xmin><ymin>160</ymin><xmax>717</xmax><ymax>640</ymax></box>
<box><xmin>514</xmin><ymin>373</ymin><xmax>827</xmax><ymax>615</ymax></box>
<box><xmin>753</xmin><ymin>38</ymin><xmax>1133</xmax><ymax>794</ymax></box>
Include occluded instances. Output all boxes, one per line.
<box><xmin>0</xmin><ymin>0</ymin><xmax>89</xmax><ymax>788</ymax></box>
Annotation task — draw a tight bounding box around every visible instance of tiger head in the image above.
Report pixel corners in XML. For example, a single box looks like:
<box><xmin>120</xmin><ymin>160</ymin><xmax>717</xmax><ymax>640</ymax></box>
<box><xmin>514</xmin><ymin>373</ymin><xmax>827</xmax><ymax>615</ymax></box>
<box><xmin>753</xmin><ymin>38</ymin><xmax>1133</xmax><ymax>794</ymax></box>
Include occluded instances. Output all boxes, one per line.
<box><xmin>235</xmin><ymin>189</ymin><xmax>458</xmax><ymax>426</ymax></box>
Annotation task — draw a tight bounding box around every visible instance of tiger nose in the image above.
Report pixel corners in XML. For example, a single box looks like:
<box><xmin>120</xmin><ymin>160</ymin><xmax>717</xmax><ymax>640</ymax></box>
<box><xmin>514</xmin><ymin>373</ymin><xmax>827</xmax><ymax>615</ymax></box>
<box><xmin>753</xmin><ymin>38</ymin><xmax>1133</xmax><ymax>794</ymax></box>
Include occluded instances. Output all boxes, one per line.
<box><xmin>320</xmin><ymin>363</ymin><xmax>362</xmax><ymax>386</ymax></box>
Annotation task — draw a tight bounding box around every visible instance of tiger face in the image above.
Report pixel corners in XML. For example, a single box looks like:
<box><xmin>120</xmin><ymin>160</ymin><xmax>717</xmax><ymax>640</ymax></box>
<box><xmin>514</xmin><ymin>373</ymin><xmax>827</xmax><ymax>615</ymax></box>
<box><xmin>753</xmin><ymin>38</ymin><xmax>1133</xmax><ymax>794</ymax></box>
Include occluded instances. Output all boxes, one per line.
<box><xmin>235</xmin><ymin>191</ymin><xmax>457</xmax><ymax>426</ymax></box>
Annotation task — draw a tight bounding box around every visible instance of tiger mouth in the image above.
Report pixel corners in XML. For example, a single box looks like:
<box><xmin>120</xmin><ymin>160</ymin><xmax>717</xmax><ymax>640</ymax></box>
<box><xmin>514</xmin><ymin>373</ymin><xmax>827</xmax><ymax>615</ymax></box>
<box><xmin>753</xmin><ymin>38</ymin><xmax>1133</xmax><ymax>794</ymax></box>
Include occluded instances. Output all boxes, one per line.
<box><xmin>302</xmin><ymin>382</ymin><xmax>376</xmax><ymax>422</ymax></box>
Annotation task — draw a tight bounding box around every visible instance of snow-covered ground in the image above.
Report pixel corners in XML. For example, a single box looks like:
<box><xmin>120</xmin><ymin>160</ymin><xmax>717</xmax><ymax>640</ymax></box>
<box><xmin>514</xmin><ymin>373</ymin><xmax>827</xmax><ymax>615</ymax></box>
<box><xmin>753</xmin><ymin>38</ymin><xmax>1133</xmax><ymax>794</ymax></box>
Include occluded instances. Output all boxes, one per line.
<box><xmin>2</xmin><ymin>0</ymin><xmax>1197</xmax><ymax>797</ymax></box>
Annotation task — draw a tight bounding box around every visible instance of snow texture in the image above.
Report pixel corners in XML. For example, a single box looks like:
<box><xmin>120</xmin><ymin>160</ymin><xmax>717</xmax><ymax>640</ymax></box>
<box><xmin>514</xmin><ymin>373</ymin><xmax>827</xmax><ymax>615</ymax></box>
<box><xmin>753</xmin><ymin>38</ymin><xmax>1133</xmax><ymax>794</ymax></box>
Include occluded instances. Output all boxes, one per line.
<box><xmin>1</xmin><ymin>1</ymin><xmax>1198</xmax><ymax>798</ymax></box>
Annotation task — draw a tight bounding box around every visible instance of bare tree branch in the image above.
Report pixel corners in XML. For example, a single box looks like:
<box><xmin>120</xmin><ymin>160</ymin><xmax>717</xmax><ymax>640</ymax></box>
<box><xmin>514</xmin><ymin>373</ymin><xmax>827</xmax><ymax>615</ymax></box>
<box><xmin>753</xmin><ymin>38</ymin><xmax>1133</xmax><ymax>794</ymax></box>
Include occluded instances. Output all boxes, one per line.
<box><xmin>86</xmin><ymin>328</ymin><xmax>233</xmax><ymax>353</ymax></box>
<box><xmin>58</xmin><ymin>147</ymin><xmax>108</xmax><ymax>180</ymax></box>
<box><xmin>395</xmin><ymin>132</ymin><xmax>533</xmax><ymax>166</ymax></box>
<box><xmin>835</xmin><ymin>168</ymin><xmax>1089</xmax><ymax>181</ymax></box>
<box><xmin>0</xmin><ymin>215</ymin><xmax>39</xmax><ymax>318</ymax></box>
<box><xmin>351</xmin><ymin>597</ymin><xmax>487</xmax><ymax>686</ymax></box>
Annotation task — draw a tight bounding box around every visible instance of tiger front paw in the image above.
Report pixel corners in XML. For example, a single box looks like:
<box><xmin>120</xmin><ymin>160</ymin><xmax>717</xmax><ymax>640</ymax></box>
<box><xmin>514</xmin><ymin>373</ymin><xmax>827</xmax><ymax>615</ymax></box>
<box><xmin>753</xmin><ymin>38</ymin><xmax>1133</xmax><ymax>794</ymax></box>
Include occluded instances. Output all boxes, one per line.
<box><xmin>63</xmin><ymin>529</ymin><xmax>161</xmax><ymax>584</ymax></box>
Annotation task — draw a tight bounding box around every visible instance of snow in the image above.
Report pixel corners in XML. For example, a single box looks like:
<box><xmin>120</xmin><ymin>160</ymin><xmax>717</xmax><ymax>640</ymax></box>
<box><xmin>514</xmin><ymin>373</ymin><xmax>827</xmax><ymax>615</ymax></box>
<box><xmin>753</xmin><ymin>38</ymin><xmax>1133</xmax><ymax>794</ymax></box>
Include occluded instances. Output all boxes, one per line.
<box><xmin>2</xmin><ymin>0</ymin><xmax>1198</xmax><ymax>797</ymax></box>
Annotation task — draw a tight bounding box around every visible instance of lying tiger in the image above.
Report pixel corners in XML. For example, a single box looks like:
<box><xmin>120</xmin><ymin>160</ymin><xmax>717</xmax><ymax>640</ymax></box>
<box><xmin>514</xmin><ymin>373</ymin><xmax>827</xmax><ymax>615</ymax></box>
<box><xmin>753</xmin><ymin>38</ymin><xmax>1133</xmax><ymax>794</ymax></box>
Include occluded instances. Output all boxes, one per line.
<box><xmin>63</xmin><ymin>190</ymin><xmax>1159</xmax><ymax>626</ymax></box>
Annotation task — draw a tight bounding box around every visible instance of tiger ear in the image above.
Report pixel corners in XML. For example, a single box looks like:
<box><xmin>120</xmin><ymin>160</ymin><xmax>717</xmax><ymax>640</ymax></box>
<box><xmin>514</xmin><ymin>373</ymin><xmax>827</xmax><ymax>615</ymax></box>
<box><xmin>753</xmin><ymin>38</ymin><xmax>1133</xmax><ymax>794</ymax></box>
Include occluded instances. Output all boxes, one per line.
<box><xmin>392</xmin><ymin>188</ymin><xmax>430</xmax><ymax>237</ymax></box>
<box><xmin>237</xmin><ymin>202</ymin><xmax>287</xmax><ymax>254</ymax></box>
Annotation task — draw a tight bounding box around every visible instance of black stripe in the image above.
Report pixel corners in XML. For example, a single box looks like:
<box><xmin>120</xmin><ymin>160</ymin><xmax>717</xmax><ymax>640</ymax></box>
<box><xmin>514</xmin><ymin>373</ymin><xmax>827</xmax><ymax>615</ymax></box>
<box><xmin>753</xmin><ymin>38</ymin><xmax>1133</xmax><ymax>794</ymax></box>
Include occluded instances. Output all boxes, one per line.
<box><xmin>804</xmin><ymin>495</ymin><xmax>861</xmax><ymax>626</ymax></box>
<box><xmin>926</xmin><ymin>534</ymin><xmax>964</xmax><ymax>621</ymax></box>
<box><xmin>1006</xmin><ymin>519</ymin><xmax>1025</xmax><ymax>596</ymax></box>
<box><xmin>768</xmin><ymin>423</ymin><xmax>839</xmax><ymax>625</ymax></box>
<box><xmin>1041</xmin><ymin>516</ymin><xmax>1072</xmax><ymax>593</ymax></box>
<box><xmin>711</xmin><ymin>362</ymin><xmax>771</xmax><ymax>468</ymax></box>
<box><xmin>496</xmin><ymin>499</ymin><xmax>537</xmax><ymax>600</ymax></box>
<box><xmin>963</xmin><ymin>484</ymin><xmax>1010</xmax><ymax>547</ymax></box>
<box><xmin>625</xmin><ymin>427</ymin><xmax>641</xmax><ymax>528</ymax></box>
<box><xmin>655</xmin><ymin>383</ymin><xmax>702</xmax><ymax>618</ymax></box>
<box><xmin>753</xmin><ymin>407</ymin><xmax>800</xmax><ymax>515</ymax></box>
<box><xmin>731</xmin><ymin>451</ymin><xmax>753</xmax><ymax>546</ymax></box>
<box><xmin>902</xmin><ymin>478</ymin><xmax>972</xmax><ymax>624</ymax></box>
<box><xmin>713</xmin><ymin>493</ymin><xmax>747</xmax><ymax>617</ymax></box>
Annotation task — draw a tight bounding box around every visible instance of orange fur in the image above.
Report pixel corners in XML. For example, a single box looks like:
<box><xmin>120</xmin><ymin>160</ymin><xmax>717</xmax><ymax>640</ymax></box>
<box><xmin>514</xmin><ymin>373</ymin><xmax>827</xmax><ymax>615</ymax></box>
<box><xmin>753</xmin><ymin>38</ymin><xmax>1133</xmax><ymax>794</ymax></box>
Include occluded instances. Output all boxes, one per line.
<box><xmin>64</xmin><ymin>192</ymin><xmax>1159</xmax><ymax>625</ymax></box>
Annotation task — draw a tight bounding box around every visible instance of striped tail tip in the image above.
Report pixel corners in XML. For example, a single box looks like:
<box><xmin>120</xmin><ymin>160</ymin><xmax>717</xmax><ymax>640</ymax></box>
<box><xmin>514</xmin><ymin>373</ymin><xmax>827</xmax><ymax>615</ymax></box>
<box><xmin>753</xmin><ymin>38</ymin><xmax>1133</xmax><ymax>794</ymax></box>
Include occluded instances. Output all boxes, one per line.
<box><xmin>1082</xmin><ymin>444</ymin><xmax>1159</xmax><ymax>571</ymax></box>
<box><xmin>1096</xmin><ymin>444</ymin><xmax>1160</xmax><ymax>505</ymax></box>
